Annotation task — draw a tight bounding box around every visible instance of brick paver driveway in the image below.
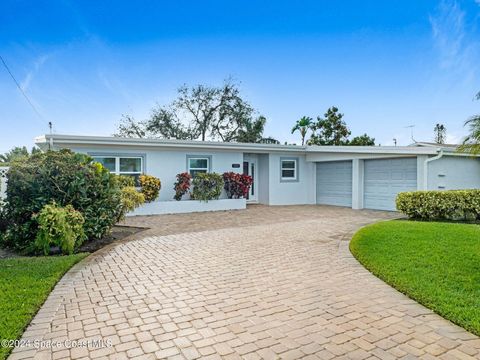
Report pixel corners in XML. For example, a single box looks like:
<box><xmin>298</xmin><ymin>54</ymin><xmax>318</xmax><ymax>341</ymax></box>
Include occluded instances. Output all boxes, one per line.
<box><xmin>10</xmin><ymin>206</ymin><xmax>480</xmax><ymax>359</ymax></box>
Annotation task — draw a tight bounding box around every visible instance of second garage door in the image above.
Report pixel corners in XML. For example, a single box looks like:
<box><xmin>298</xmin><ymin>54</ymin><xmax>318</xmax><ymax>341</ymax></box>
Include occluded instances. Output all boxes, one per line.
<box><xmin>364</xmin><ymin>158</ymin><xmax>417</xmax><ymax>211</ymax></box>
<box><xmin>316</xmin><ymin>161</ymin><xmax>352</xmax><ymax>207</ymax></box>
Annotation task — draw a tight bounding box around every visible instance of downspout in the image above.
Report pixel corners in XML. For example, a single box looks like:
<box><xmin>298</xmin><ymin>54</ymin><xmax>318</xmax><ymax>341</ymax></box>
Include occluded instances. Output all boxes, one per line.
<box><xmin>423</xmin><ymin>149</ymin><xmax>444</xmax><ymax>190</ymax></box>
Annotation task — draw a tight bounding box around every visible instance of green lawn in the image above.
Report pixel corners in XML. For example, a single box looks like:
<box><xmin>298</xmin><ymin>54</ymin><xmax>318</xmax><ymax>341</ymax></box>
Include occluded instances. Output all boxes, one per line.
<box><xmin>350</xmin><ymin>220</ymin><xmax>480</xmax><ymax>336</ymax></box>
<box><xmin>0</xmin><ymin>254</ymin><xmax>88</xmax><ymax>360</ymax></box>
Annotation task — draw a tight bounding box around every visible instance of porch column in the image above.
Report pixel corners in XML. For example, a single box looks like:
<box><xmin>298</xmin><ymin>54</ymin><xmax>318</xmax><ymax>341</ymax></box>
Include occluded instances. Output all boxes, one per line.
<box><xmin>352</xmin><ymin>159</ymin><xmax>364</xmax><ymax>209</ymax></box>
<box><xmin>417</xmin><ymin>155</ymin><xmax>428</xmax><ymax>190</ymax></box>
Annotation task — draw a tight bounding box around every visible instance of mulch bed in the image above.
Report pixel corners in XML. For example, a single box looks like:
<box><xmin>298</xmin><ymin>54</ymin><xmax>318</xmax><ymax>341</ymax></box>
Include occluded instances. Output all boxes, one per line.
<box><xmin>77</xmin><ymin>225</ymin><xmax>147</xmax><ymax>253</ymax></box>
<box><xmin>0</xmin><ymin>226</ymin><xmax>148</xmax><ymax>259</ymax></box>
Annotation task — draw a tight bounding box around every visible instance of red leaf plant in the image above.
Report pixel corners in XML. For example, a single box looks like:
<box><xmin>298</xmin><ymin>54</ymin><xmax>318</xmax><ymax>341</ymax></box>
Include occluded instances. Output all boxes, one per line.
<box><xmin>173</xmin><ymin>172</ymin><xmax>192</xmax><ymax>201</ymax></box>
<box><xmin>222</xmin><ymin>172</ymin><xmax>253</xmax><ymax>199</ymax></box>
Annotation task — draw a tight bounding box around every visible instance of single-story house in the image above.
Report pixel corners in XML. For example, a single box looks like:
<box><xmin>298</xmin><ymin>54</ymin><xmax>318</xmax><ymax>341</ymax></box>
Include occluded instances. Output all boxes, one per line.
<box><xmin>35</xmin><ymin>134</ymin><xmax>480</xmax><ymax>211</ymax></box>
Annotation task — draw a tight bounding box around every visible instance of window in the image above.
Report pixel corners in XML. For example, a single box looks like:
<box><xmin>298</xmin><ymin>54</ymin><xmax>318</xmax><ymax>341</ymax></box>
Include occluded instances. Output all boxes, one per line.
<box><xmin>187</xmin><ymin>156</ymin><xmax>210</xmax><ymax>177</ymax></box>
<box><xmin>93</xmin><ymin>156</ymin><xmax>143</xmax><ymax>183</ymax></box>
<box><xmin>281</xmin><ymin>158</ymin><xmax>298</xmax><ymax>181</ymax></box>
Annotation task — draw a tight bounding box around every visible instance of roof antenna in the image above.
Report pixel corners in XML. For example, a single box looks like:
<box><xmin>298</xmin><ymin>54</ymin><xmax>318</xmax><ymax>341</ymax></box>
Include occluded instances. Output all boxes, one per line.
<box><xmin>405</xmin><ymin>125</ymin><xmax>416</xmax><ymax>143</ymax></box>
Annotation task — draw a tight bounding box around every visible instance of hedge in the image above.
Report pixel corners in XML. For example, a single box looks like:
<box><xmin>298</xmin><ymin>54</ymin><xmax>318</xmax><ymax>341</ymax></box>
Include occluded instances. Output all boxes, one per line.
<box><xmin>396</xmin><ymin>190</ymin><xmax>480</xmax><ymax>220</ymax></box>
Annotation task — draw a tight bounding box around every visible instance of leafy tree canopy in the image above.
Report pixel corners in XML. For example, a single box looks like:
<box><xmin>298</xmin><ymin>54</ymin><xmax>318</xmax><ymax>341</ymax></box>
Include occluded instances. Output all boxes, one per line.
<box><xmin>115</xmin><ymin>79</ymin><xmax>275</xmax><ymax>143</ymax></box>
<box><xmin>348</xmin><ymin>134</ymin><xmax>376</xmax><ymax>146</ymax></box>
<box><xmin>306</xmin><ymin>106</ymin><xmax>375</xmax><ymax>146</ymax></box>
<box><xmin>308</xmin><ymin>107</ymin><xmax>351</xmax><ymax>145</ymax></box>
<box><xmin>0</xmin><ymin>146</ymin><xmax>41</xmax><ymax>164</ymax></box>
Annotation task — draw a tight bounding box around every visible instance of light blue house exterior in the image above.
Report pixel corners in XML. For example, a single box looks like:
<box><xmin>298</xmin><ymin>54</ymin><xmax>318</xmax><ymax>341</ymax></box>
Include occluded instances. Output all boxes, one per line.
<box><xmin>35</xmin><ymin>135</ymin><xmax>480</xmax><ymax>211</ymax></box>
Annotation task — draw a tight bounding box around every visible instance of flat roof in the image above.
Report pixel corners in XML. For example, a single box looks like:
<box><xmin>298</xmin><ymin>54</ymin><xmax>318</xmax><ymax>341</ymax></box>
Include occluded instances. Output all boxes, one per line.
<box><xmin>35</xmin><ymin>134</ymin><xmax>454</xmax><ymax>156</ymax></box>
<box><xmin>35</xmin><ymin>134</ymin><xmax>307</xmax><ymax>153</ymax></box>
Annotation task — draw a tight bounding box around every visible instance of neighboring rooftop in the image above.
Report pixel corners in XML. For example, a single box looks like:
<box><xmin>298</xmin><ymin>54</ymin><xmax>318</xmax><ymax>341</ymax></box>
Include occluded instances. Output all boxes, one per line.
<box><xmin>411</xmin><ymin>141</ymin><xmax>459</xmax><ymax>149</ymax></box>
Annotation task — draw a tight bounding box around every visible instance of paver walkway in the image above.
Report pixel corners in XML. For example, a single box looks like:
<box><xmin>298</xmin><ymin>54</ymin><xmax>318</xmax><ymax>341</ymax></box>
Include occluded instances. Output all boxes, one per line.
<box><xmin>9</xmin><ymin>205</ymin><xmax>480</xmax><ymax>359</ymax></box>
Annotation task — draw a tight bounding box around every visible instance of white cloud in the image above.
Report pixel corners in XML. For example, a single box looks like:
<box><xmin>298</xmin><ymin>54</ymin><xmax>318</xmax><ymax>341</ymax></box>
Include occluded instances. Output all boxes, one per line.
<box><xmin>20</xmin><ymin>54</ymin><xmax>50</xmax><ymax>92</ymax></box>
<box><xmin>429</xmin><ymin>0</ymin><xmax>479</xmax><ymax>81</ymax></box>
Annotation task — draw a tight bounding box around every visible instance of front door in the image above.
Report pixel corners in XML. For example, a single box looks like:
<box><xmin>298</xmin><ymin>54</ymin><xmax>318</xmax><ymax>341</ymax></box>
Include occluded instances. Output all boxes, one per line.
<box><xmin>243</xmin><ymin>159</ymin><xmax>258</xmax><ymax>202</ymax></box>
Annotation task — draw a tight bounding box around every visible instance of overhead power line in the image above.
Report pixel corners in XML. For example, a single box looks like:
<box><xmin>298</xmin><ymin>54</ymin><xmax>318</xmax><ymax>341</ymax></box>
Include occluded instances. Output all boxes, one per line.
<box><xmin>0</xmin><ymin>54</ymin><xmax>48</xmax><ymax>126</ymax></box>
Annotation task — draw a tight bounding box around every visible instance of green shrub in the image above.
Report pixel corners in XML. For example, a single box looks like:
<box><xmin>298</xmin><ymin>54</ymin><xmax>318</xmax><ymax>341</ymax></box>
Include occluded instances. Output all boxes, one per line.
<box><xmin>1</xmin><ymin>150</ymin><xmax>123</xmax><ymax>252</ymax></box>
<box><xmin>139</xmin><ymin>174</ymin><xmax>161</xmax><ymax>202</ymax></box>
<box><xmin>191</xmin><ymin>173</ymin><xmax>224</xmax><ymax>202</ymax></box>
<box><xmin>396</xmin><ymin>190</ymin><xmax>480</xmax><ymax>220</ymax></box>
<box><xmin>35</xmin><ymin>203</ymin><xmax>86</xmax><ymax>255</ymax></box>
<box><xmin>119</xmin><ymin>186</ymin><xmax>145</xmax><ymax>219</ymax></box>
<box><xmin>116</xmin><ymin>175</ymin><xmax>135</xmax><ymax>188</ymax></box>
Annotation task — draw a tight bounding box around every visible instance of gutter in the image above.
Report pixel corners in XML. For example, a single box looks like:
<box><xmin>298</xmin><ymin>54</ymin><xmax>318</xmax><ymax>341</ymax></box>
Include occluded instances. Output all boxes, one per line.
<box><xmin>423</xmin><ymin>149</ymin><xmax>444</xmax><ymax>189</ymax></box>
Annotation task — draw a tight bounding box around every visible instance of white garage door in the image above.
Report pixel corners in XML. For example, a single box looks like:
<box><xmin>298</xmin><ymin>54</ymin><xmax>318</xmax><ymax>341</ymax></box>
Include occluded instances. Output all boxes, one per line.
<box><xmin>316</xmin><ymin>161</ymin><xmax>352</xmax><ymax>207</ymax></box>
<box><xmin>364</xmin><ymin>158</ymin><xmax>417</xmax><ymax>211</ymax></box>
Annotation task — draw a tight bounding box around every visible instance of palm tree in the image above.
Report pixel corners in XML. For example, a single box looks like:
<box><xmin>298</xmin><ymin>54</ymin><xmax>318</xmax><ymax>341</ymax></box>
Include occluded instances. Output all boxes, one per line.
<box><xmin>291</xmin><ymin>116</ymin><xmax>313</xmax><ymax>146</ymax></box>
<box><xmin>459</xmin><ymin>91</ymin><xmax>480</xmax><ymax>155</ymax></box>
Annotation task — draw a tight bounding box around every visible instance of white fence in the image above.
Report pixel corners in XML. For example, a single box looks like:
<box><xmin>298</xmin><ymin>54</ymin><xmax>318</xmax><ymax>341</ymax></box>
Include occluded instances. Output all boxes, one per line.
<box><xmin>0</xmin><ymin>167</ymin><xmax>8</xmax><ymax>202</ymax></box>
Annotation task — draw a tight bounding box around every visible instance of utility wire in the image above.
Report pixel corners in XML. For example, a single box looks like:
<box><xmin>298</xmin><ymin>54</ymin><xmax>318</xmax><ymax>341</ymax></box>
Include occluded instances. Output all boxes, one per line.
<box><xmin>0</xmin><ymin>54</ymin><xmax>48</xmax><ymax>125</ymax></box>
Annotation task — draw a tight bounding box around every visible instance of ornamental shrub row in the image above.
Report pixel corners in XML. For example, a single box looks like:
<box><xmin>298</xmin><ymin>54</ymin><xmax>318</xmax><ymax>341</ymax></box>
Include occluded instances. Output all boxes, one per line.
<box><xmin>173</xmin><ymin>172</ymin><xmax>253</xmax><ymax>201</ymax></box>
<box><xmin>191</xmin><ymin>173</ymin><xmax>224</xmax><ymax>201</ymax></box>
<box><xmin>396</xmin><ymin>190</ymin><xmax>480</xmax><ymax>220</ymax></box>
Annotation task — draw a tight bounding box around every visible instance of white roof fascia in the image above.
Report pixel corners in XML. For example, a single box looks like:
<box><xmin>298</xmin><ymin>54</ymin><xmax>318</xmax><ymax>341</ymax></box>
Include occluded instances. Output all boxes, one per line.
<box><xmin>305</xmin><ymin>145</ymin><xmax>439</xmax><ymax>155</ymax></box>
<box><xmin>36</xmin><ymin>134</ymin><xmax>476</xmax><ymax>157</ymax></box>
<box><xmin>35</xmin><ymin>134</ymin><xmax>306</xmax><ymax>153</ymax></box>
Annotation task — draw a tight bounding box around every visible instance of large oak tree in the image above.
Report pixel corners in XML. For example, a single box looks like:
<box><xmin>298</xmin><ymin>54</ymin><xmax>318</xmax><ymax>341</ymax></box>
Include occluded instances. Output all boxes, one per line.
<box><xmin>115</xmin><ymin>79</ymin><xmax>275</xmax><ymax>143</ymax></box>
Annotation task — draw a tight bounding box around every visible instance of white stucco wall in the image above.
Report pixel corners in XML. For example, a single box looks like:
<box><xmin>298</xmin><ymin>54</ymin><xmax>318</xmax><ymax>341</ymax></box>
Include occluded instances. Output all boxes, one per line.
<box><xmin>257</xmin><ymin>154</ymin><xmax>270</xmax><ymax>205</ymax></box>
<box><xmin>267</xmin><ymin>153</ymin><xmax>315</xmax><ymax>205</ymax></box>
<box><xmin>64</xmin><ymin>145</ymin><xmax>243</xmax><ymax>201</ymax></box>
<box><xmin>427</xmin><ymin>155</ymin><xmax>480</xmax><ymax>190</ymax></box>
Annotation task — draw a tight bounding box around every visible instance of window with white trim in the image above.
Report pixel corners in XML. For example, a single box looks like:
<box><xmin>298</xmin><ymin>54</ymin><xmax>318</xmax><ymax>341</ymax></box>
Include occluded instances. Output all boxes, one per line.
<box><xmin>188</xmin><ymin>157</ymin><xmax>210</xmax><ymax>177</ymax></box>
<box><xmin>281</xmin><ymin>159</ymin><xmax>297</xmax><ymax>180</ymax></box>
<box><xmin>93</xmin><ymin>156</ymin><xmax>143</xmax><ymax>183</ymax></box>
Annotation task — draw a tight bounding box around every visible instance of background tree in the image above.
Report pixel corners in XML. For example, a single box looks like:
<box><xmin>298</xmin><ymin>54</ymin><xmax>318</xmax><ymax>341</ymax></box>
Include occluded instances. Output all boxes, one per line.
<box><xmin>114</xmin><ymin>115</ymin><xmax>149</xmax><ymax>138</ymax></box>
<box><xmin>259</xmin><ymin>136</ymin><xmax>280</xmax><ymax>144</ymax></box>
<box><xmin>308</xmin><ymin>107</ymin><xmax>351</xmax><ymax>145</ymax></box>
<box><xmin>146</xmin><ymin>107</ymin><xmax>197</xmax><ymax>140</ymax></box>
<box><xmin>236</xmin><ymin>116</ymin><xmax>266</xmax><ymax>143</ymax></box>
<box><xmin>459</xmin><ymin>91</ymin><xmax>480</xmax><ymax>155</ymax></box>
<box><xmin>434</xmin><ymin>123</ymin><xmax>447</xmax><ymax>144</ymax></box>
<box><xmin>114</xmin><ymin>79</ymin><xmax>274</xmax><ymax>143</ymax></box>
<box><xmin>348</xmin><ymin>134</ymin><xmax>375</xmax><ymax>146</ymax></box>
<box><xmin>0</xmin><ymin>146</ymin><xmax>40</xmax><ymax>164</ymax></box>
<box><xmin>291</xmin><ymin>116</ymin><xmax>313</xmax><ymax>146</ymax></box>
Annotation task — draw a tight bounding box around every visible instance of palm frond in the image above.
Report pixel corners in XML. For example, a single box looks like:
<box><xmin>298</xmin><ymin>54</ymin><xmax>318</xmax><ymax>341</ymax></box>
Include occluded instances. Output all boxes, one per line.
<box><xmin>458</xmin><ymin>114</ymin><xmax>480</xmax><ymax>155</ymax></box>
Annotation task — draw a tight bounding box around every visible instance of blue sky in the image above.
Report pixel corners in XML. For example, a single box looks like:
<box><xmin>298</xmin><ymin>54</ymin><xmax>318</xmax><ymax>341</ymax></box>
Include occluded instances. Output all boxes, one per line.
<box><xmin>1</xmin><ymin>1</ymin><xmax>479</xmax><ymax>152</ymax></box>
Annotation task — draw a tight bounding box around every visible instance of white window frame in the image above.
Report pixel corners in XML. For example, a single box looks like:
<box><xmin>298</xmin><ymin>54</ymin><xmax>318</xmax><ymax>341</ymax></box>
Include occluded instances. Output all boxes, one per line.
<box><xmin>187</xmin><ymin>156</ymin><xmax>210</xmax><ymax>176</ymax></box>
<box><xmin>92</xmin><ymin>156</ymin><xmax>143</xmax><ymax>176</ymax></box>
<box><xmin>280</xmin><ymin>158</ymin><xmax>298</xmax><ymax>181</ymax></box>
